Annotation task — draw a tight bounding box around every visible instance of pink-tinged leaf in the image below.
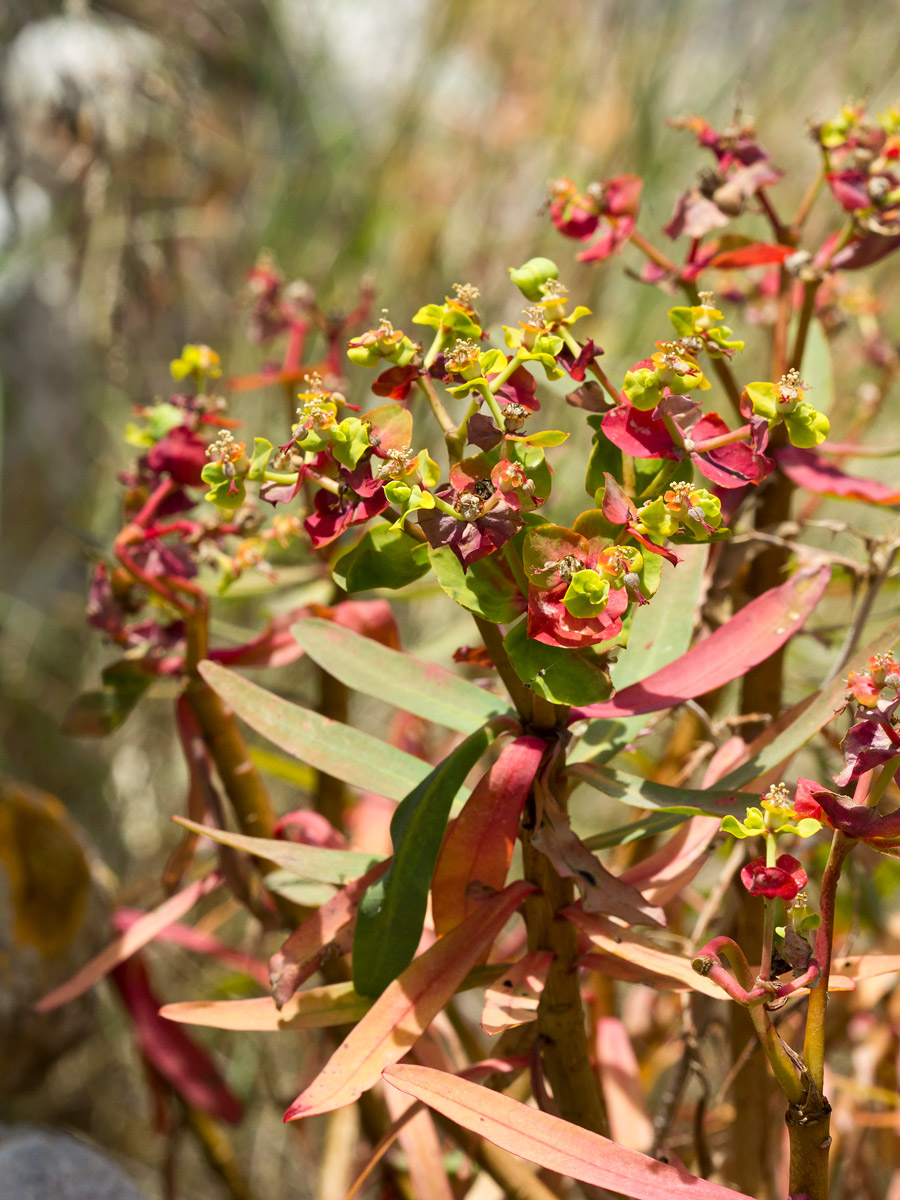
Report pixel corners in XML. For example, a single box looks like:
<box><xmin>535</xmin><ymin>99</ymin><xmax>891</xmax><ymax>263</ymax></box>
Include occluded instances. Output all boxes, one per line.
<box><xmin>112</xmin><ymin>954</ymin><xmax>242</xmax><ymax>1123</ymax></box>
<box><xmin>533</xmin><ymin>797</ymin><xmax>665</xmax><ymax>927</ymax></box>
<box><xmin>382</xmin><ymin>1064</ymin><xmax>753</xmax><ymax>1200</ymax></box>
<box><xmin>775</xmin><ymin>446</ymin><xmax>900</xmax><ymax>505</ymax></box>
<box><xmin>284</xmin><ymin>880</ymin><xmax>536</xmax><ymax>1120</ymax></box>
<box><xmin>600</xmin><ymin>471</ymin><xmax>637</xmax><ymax>524</ymax></box>
<box><xmin>112</xmin><ymin>910</ymin><xmax>269</xmax><ymax>988</ymax></box>
<box><xmin>595</xmin><ymin>1017</ymin><xmax>654</xmax><ymax>1151</ymax></box>
<box><xmin>161</xmin><ymin>982</ymin><xmax>372</xmax><ymax>1031</ymax></box>
<box><xmin>832</xmin><ymin>954</ymin><xmax>900</xmax><ymax>981</ymax></box>
<box><xmin>619</xmin><ymin>817</ymin><xmax>721</xmax><ymax>907</ymax></box>
<box><xmin>707</xmin><ymin>243</ymin><xmax>794</xmax><ymax>268</ymax></box>
<box><xmin>565</xmin><ymin>908</ymin><xmax>724</xmax><ymax>999</ymax></box>
<box><xmin>383</xmin><ymin>1079</ymin><xmax>455</xmax><ymax>1200</ymax></box>
<box><xmin>210</xmin><ymin>607</ymin><xmax>312</xmax><ymax>669</ymax></box>
<box><xmin>480</xmin><ymin>951</ymin><xmax>553</xmax><ymax>1035</ymax></box>
<box><xmin>269</xmin><ymin>860</ymin><xmax>390</xmax><ymax>1008</ymax></box>
<box><xmin>432</xmin><ymin>736</ymin><xmax>544</xmax><ymax>936</ymax></box>
<box><xmin>345</xmin><ymin>1058</ymin><xmax>528</xmax><ymax>1200</ymax></box>
<box><xmin>830</xmin><ymin>232</ymin><xmax>900</xmax><ymax>270</ymax></box>
<box><xmin>328</xmin><ymin>597</ymin><xmax>400</xmax><ymax>648</ymax></box>
<box><xmin>34</xmin><ymin>873</ymin><xmax>221</xmax><ymax>1014</ymax></box>
<box><xmin>570</xmin><ymin>564</ymin><xmax>829</xmax><ymax>722</ymax></box>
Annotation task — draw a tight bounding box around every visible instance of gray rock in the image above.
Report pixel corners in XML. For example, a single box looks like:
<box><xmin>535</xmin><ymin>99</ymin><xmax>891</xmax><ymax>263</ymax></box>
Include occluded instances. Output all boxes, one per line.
<box><xmin>0</xmin><ymin>1127</ymin><xmax>148</xmax><ymax>1200</ymax></box>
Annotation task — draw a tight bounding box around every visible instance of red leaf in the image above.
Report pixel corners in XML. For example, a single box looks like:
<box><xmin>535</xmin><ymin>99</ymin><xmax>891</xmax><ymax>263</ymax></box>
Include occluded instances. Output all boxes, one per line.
<box><xmin>34</xmin><ymin>873</ymin><xmax>221</xmax><ymax>1014</ymax></box>
<box><xmin>775</xmin><ymin>446</ymin><xmax>900</xmax><ymax>505</ymax></box>
<box><xmin>707</xmin><ymin>243</ymin><xmax>794</xmax><ymax>268</ymax></box>
<box><xmin>382</xmin><ymin>1065</ymin><xmax>753</xmax><ymax>1199</ymax></box>
<box><xmin>283</xmin><ymin>880</ymin><xmax>536</xmax><ymax>1120</ymax></box>
<box><xmin>595</xmin><ymin>1017</ymin><xmax>653</xmax><ymax>1150</ymax></box>
<box><xmin>570</xmin><ymin>564</ymin><xmax>829</xmax><ymax>721</ymax></box>
<box><xmin>600</xmin><ymin>471</ymin><xmax>637</xmax><ymax>524</ymax></box>
<box><xmin>431</xmin><ymin>736</ymin><xmax>544</xmax><ymax>936</ymax></box>
<box><xmin>112</xmin><ymin>954</ymin><xmax>242</xmax><ymax>1123</ymax></box>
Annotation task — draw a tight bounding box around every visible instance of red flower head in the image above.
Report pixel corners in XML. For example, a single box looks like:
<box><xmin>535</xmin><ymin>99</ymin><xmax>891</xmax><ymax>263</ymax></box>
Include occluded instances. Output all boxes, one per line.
<box><xmin>740</xmin><ymin>854</ymin><xmax>807</xmax><ymax>900</ymax></box>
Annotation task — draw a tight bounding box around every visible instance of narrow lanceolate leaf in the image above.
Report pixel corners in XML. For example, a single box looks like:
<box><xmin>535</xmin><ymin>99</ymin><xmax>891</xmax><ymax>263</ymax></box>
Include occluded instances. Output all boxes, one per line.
<box><xmin>382</xmin><ymin>1065</ymin><xmax>754</xmax><ymax>1200</ymax></box>
<box><xmin>286</xmin><ymin>880</ymin><xmax>536</xmax><ymax>1120</ymax></box>
<box><xmin>270</xmin><ymin>861</ymin><xmax>390</xmax><ymax>1009</ymax></box>
<box><xmin>172</xmin><ymin>818</ymin><xmax>382</xmax><ymax>885</ymax></box>
<box><xmin>563</xmin><ymin>907</ymin><xmax>724</xmax><ymax>999</ymax></box>
<box><xmin>775</xmin><ymin>446</ymin><xmax>900</xmax><ymax>504</ymax></box>
<box><xmin>431</xmin><ymin>736</ymin><xmax>544</xmax><ymax>936</ymax></box>
<box><xmin>353</xmin><ymin>725</ymin><xmax>497</xmax><ymax>998</ymax></box>
<box><xmin>571</xmin><ymin>763</ymin><xmax>757</xmax><ymax>827</ymax></box>
<box><xmin>569</xmin><ymin>564</ymin><xmax>829</xmax><ymax>722</ymax></box>
<box><xmin>161</xmin><ymin>982</ymin><xmax>372</xmax><ymax>1031</ymax></box>
<box><xmin>34</xmin><ymin>873</ymin><xmax>221</xmax><ymax>1014</ymax></box>
<box><xmin>290</xmin><ymin>617</ymin><xmax>510</xmax><ymax>733</ymax></box>
<box><xmin>197</xmin><ymin>660</ymin><xmax>433</xmax><ymax>801</ymax></box>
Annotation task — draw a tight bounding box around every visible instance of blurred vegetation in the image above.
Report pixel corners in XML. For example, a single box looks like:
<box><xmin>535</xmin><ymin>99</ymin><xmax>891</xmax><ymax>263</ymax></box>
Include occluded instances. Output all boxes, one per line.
<box><xmin>1</xmin><ymin>0</ymin><xmax>899</xmax><ymax>1196</ymax></box>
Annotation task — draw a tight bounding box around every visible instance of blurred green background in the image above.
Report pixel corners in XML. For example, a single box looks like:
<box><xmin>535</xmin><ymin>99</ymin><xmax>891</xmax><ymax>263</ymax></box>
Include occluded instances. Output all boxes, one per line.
<box><xmin>1</xmin><ymin>0</ymin><xmax>898</xmax><ymax>1196</ymax></box>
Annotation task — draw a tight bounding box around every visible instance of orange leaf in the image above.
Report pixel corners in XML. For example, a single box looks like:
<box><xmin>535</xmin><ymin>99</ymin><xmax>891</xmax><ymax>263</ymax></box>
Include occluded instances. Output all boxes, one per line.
<box><xmin>382</xmin><ymin>1064</ymin><xmax>754</xmax><ymax>1199</ymax></box>
<box><xmin>480</xmin><ymin>950</ymin><xmax>552</xmax><ymax>1035</ymax></box>
<box><xmin>161</xmin><ymin>982</ymin><xmax>371</xmax><ymax>1031</ymax></box>
<box><xmin>432</xmin><ymin>736</ymin><xmax>544</xmax><ymax>936</ymax></box>
<box><xmin>284</xmin><ymin>880</ymin><xmax>536</xmax><ymax>1120</ymax></box>
<box><xmin>565</xmin><ymin>907</ymin><xmax>724</xmax><ymax>998</ymax></box>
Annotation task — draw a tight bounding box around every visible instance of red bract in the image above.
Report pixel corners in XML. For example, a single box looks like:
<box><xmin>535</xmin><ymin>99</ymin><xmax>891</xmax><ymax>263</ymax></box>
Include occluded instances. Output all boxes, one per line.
<box><xmin>602</xmin><ymin>400</ymin><xmax>772</xmax><ymax>489</ymax></box>
<box><xmin>549</xmin><ymin>175</ymin><xmax>642</xmax><ymax>263</ymax></box>
<box><xmin>417</xmin><ymin>484</ymin><xmax>522</xmax><ymax>570</ymax></box>
<box><xmin>146</xmin><ymin>425</ymin><xmax>209</xmax><ymax>487</ymax></box>
<box><xmin>304</xmin><ymin>462</ymin><xmax>387</xmax><ymax>548</ymax></box>
<box><xmin>523</xmin><ymin>524</ymin><xmax>628</xmax><ymax>648</ymax></box>
<box><xmin>740</xmin><ymin>854</ymin><xmax>807</xmax><ymax>900</ymax></box>
<box><xmin>793</xmin><ymin>780</ymin><xmax>900</xmax><ymax>854</ymax></box>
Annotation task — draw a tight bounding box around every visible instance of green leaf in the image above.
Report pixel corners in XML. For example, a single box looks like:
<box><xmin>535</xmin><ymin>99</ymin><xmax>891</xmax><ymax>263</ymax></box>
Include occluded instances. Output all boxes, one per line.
<box><xmin>173</xmin><ymin>817</ymin><xmax>382</xmax><ymax>884</ymax></box>
<box><xmin>585</xmin><ymin>422</ymin><xmax>624</xmax><ymax>495</ymax></box>
<box><xmin>583</xmin><ymin>810</ymin><xmax>686</xmax><ymax>851</ymax></box>
<box><xmin>610</xmin><ymin>543</ymin><xmax>707</xmax><ymax>690</ymax></box>
<box><xmin>197</xmin><ymin>661</ymin><xmax>437</xmax><ymax>801</ymax></box>
<box><xmin>264</xmin><ymin>872</ymin><xmax>337</xmax><ymax>906</ymax></box>
<box><xmin>291</xmin><ymin>617</ymin><xmax>511</xmax><ymax>733</ymax></box>
<box><xmin>503</xmin><ymin>619</ymin><xmax>613</xmax><ymax>707</ymax></box>
<box><xmin>353</xmin><ymin>725</ymin><xmax>497</xmax><ymax>997</ymax></box>
<box><xmin>572</xmin><ymin>763</ymin><xmax>758</xmax><ymax>821</ymax></box>
<box><xmin>428</xmin><ymin>545</ymin><xmax>525</xmax><ymax>624</ymax></box>
<box><xmin>332</xmin><ymin>526</ymin><xmax>430</xmax><ymax>592</ymax></box>
<box><xmin>63</xmin><ymin>661</ymin><xmax>153</xmax><ymax>737</ymax></box>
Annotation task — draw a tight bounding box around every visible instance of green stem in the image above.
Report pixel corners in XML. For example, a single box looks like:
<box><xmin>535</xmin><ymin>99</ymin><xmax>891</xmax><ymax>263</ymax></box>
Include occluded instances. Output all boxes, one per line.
<box><xmin>789</xmin><ymin>279</ymin><xmax>821</xmax><ymax>373</ymax></box>
<box><xmin>415</xmin><ymin>375</ymin><xmax>456</xmax><ymax>439</ymax></box>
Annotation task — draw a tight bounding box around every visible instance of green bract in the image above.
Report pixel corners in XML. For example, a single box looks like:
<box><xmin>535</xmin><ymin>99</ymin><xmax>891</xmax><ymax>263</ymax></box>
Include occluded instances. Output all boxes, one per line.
<box><xmin>508</xmin><ymin>257</ymin><xmax>559</xmax><ymax>302</ymax></box>
<box><xmin>201</xmin><ymin>462</ymin><xmax>246</xmax><ymax>510</ymax></box>
<box><xmin>330</xmin><ymin>418</ymin><xmax>371</xmax><ymax>470</ymax></box>
<box><xmin>562</xmin><ymin>569</ymin><xmax>609</xmax><ymax>618</ymax></box>
<box><xmin>721</xmin><ymin>806</ymin><xmax>822</xmax><ymax>840</ymax></box>
<box><xmin>622</xmin><ymin>367</ymin><xmax>662</xmax><ymax>411</ymax></box>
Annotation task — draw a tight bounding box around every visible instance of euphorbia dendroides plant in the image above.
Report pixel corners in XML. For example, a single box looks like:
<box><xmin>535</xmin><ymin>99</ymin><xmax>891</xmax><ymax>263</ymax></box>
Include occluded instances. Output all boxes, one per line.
<box><xmin>50</xmin><ymin>103</ymin><xmax>900</xmax><ymax>1200</ymax></box>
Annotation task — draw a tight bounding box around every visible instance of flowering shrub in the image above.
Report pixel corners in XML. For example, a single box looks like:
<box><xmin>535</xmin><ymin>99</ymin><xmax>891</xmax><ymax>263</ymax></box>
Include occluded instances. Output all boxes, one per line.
<box><xmin>51</xmin><ymin>103</ymin><xmax>900</xmax><ymax>1200</ymax></box>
